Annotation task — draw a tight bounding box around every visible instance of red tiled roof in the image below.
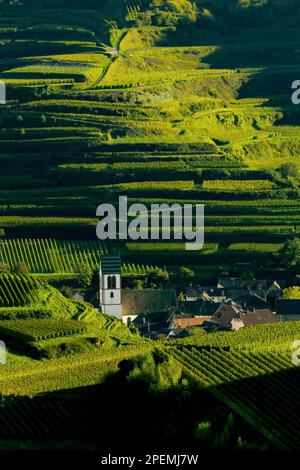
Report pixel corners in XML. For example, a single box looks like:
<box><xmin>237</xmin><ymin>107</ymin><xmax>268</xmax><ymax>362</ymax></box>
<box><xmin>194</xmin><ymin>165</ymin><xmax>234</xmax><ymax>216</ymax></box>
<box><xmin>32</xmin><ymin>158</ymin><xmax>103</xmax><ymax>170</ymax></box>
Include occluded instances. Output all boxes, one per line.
<box><xmin>173</xmin><ymin>316</ymin><xmax>213</xmax><ymax>328</ymax></box>
<box><xmin>239</xmin><ymin>309</ymin><xmax>279</xmax><ymax>327</ymax></box>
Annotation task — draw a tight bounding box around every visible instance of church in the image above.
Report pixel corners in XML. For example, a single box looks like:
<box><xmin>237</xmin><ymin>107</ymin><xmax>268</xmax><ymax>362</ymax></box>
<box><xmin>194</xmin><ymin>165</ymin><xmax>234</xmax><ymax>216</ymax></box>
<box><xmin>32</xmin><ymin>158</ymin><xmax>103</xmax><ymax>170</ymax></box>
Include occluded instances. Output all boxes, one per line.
<box><xmin>99</xmin><ymin>255</ymin><xmax>122</xmax><ymax>320</ymax></box>
<box><xmin>99</xmin><ymin>255</ymin><xmax>177</xmax><ymax>326</ymax></box>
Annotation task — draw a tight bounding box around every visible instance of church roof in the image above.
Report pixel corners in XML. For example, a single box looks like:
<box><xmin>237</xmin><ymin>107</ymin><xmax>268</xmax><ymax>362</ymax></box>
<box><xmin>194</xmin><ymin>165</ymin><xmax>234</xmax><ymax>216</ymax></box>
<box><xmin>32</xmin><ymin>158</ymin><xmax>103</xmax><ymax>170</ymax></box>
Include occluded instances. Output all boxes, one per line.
<box><xmin>100</xmin><ymin>256</ymin><xmax>121</xmax><ymax>274</ymax></box>
<box><xmin>122</xmin><ymin>289</ymin><xmax>177</xmax><ymax>317</ymax></box>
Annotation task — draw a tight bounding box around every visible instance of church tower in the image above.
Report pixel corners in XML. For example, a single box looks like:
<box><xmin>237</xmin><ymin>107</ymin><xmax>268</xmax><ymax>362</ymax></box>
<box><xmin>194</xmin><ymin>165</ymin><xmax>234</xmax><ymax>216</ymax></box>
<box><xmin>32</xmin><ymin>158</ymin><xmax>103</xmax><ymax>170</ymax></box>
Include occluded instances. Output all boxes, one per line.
<box><xmin>99</xmin><ymin>255</ymin><xmax>122</xmax><ymax>320</ymax></box>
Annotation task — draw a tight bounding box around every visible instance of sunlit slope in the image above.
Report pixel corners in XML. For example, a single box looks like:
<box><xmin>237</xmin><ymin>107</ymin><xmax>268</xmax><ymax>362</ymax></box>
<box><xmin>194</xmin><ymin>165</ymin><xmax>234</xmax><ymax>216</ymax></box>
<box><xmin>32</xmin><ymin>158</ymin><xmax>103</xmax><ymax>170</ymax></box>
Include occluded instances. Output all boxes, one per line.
<box><xmin>0</xmin><ymin>1</ymin><xmax>299</xmax><ymax>260</ymax></box>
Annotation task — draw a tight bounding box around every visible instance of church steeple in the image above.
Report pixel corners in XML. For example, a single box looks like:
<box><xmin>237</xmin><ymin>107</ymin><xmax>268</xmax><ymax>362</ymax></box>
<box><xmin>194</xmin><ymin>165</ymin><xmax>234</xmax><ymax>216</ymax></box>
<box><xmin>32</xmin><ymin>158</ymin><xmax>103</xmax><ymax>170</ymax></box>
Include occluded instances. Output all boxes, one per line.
<box><xmin>99</xmin><ymin>255</ymin><xmax>122</xmax><ymax>320</ymax></box>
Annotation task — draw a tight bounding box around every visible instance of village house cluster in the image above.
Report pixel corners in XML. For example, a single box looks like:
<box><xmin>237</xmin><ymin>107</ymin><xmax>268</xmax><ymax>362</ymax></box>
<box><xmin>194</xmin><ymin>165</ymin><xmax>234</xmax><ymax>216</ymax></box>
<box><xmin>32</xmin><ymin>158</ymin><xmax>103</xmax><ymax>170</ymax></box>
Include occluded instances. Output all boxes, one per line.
<box><xmin>96</xmin><ymin>256</ymin><xmax>300</xmax><ymax>339</ymax></box>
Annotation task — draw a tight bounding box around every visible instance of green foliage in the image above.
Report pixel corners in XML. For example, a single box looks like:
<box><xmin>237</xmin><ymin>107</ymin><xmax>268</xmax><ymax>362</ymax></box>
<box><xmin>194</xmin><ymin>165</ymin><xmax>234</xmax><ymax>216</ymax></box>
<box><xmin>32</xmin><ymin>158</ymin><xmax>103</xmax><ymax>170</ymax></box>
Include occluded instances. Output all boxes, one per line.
<box><xmin>60</xmin><ymin>285</ymin><xmax>73</xmax><ymax>298</ymax></box>
<box><xmin>127</xmin><ymin>352</ymin><xmax>183</xmax><ymax>391</ymax></box>
<box><xmin>202</xmin><ymin>180</ymin><xmax>277</xmax><ymax>191</ymax></box>
<box><xmin>145</xmin><ymin>267</ymin><xmax>169</xmax><ymax>288</ymax></box>
<box><xmin>175</xmin><ymin>321</ymin><xmax>300</xmax><ymax>351</ymax></box>
<box><xmin>0</xmin><ymin>274</ymin><xmax>91</xmax><ymax>321</ymax></box>
<box><xmin>0</xmin><ymin>262</ymin><xmax>10</xmax><ymax>273</ymax></box>
<box><xmin>0</xmin><ymin>274</ymin><xmax>42</xmax><ymax>307</ymax></box>
<box><xmin>228</xmin><ymin>243</ymin><xmax>282</xmax><ymax>253</ymax></box>
<box><xmin>179</xmin><ymin>266</ymin><xmax>195</xmax><ymax>280</ymax></box>
<box><xmin>0</xmin><ymin>319</ymin><xmax>87</xmax><ymax>342</ymax></box>
<box><xmin>240</xmin><ymin>270</ymin><xmax>255</xmax><ymax>281</ymax></box>
<box><xmin>76</xmin><ymin>263</ymin><xmax>93</xmax><ymax>288</ymax></box>
<box><xmin>195</xmin><ymin>421</ymin><xmax>212</xmax><ymax>443</ymax></box>
<box><xmin>132</xmin><ymin>279</ymin><xmax>144</xmax><ymax>289</ymax></box>
<box><xmin>0</xmin><ymin>0</ymin><xmax>300</xmax><ymax>298</ymax></box>
<box><xmin>150</xmin><ymin>0</ymin><xmax>197</xmax><ymax>26</ymax></box>
<box><xmin>0</xmin><ymin>344</ymin><xmax>153</xmax><ymax>396</ymax></box>
<box><xmin>277</xmin><ymin>238</ymin><xmax>300</xmax><ymax>268</ymax></box>
<box><xmin>277</xmin><ymin>163</ymin><xmax>299</xmax><ymax>179</ymax></box>
<box><xmin>14</xmin><ymin>261</ymin><xmax>30</xmax><ymax>274</ymax></box>
<box><xmin>282</xmin><ymin>286</ymin><xmax>300</xmax><ymax>300</ymax></box>
<box><xmin>0</xmin><ymin>239</ymin><xmax>155</xmax><ymax>277</ymax></box>
<box><xmin>214</xmin><ymin>414</ymin><xmax>235</xmax><ymax>449</ymax></box>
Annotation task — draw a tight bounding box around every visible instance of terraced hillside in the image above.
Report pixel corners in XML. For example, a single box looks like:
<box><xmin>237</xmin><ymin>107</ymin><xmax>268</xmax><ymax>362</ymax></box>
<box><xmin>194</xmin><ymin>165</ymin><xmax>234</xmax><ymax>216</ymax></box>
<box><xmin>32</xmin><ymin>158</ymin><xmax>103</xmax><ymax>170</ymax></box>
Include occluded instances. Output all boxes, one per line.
<box><xmin>0</xmin><ymin>0</ymin><xmax>300</xmax><ymax>276</ymax></box>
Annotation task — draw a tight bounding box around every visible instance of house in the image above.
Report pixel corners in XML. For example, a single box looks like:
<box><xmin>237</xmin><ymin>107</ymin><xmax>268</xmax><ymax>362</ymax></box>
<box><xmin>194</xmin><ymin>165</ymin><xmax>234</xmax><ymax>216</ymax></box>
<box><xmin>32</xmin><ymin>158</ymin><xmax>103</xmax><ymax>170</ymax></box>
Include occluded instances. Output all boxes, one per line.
<box><xmin>186</xmin><ymin>285</ymin><xmax>227</xmax><ymax>303</ymax></box>
<box><xmin>231</xmin><ymin>292</ymin><xmax>271</xmax><ymax>311</ymax></box>
<box><xmin>133</xmin><ymin>310</ymin><xmax>174</xmax><ymax>337</ymax></box>
<box><xmin>218</xmin><ymin>277</ymin><xmax>242</xmax><ymax>289</ymax></box>
<box><xmin>231</xmin><ymin>309</ymin><xmax>279</xmax><ymax>331</ymax></box>
<box><xmin>178</xmin><ymin>298</ymin><xmax>219</xmax><ymax>316</ymax></box>
<box><xmin>218</xmin><ymin>278</ymin><xmax>283</xmax><ymax>301</ymax></box>
<box><xmin>276</xmin><ymin>299</ymin><xmax>300</xmax><ymax>321</ymax></box>
<box><xmin>205</xmin><ymin>288</ymin><xmax>227</xmax><ymax>303</ymax></box>
<box><xmin>239</xmin><ymin>280</ymin><xmax>283</xmax><ymax>301</ymax></box>
<box><xmin>213</xmin><ymin>302</ymin><xmax>242</xmax><ymax>329</ymax></box>
<box><xmin>185</xmin><ymin>286</ymin><xmax>207</xmax><ymax>301</ymax></box>
<box><xmin>167</xmin><ymin>328</ymin><xmax>190</xmax><ymax>339</ymax></box>
<box><xmin>214</xmin><ymin>301</ymin><xmax>279</xmax><ymax>331</ymax></box>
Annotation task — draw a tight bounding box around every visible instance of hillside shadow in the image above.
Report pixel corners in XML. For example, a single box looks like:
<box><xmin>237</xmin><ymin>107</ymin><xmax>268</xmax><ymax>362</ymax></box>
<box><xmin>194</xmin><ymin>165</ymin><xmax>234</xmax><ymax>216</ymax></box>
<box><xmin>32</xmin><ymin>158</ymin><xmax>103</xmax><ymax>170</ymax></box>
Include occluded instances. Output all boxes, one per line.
<box><xmin>186</xmin><ymin>38</ymin><xmax>300</xmax><ymax>127</ymax></box>
<box><xmin>1</xmin><ymin>360</ymin><xmax>299</xmax><ymax>451</ymax></box>
<box><xmin>153</xmin><ymin>22</ymin><xmax>300</xmax><ymax>127</ymax></box>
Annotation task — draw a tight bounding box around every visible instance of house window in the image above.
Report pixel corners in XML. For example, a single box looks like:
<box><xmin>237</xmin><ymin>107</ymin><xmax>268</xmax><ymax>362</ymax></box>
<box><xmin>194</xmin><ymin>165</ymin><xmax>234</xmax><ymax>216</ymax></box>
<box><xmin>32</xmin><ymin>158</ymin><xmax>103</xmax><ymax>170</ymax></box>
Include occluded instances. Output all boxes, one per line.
<box><xmin>110</xmin><ymin>292</ymin><xmax>114</xmax><ymax>299</ymax></box>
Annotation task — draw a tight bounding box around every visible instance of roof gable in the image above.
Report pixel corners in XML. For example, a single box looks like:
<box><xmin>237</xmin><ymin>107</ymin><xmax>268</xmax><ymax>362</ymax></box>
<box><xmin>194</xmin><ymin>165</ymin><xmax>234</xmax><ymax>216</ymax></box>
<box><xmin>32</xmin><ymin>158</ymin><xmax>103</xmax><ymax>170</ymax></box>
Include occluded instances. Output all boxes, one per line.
<box><xmin>214</xmin><ymin>302</ymin><xmax>242</xmax><ymax>326</ymax></box>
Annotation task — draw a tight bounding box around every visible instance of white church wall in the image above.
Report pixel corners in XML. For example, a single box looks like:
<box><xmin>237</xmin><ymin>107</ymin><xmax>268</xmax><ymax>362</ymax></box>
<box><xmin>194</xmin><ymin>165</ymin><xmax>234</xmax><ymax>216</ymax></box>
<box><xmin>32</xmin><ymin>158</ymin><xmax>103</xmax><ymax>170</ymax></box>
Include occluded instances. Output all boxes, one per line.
<box><xmin>102</xmin><ymin>304</ymin><xmax>122</xmax><ymax>320</ymax></box>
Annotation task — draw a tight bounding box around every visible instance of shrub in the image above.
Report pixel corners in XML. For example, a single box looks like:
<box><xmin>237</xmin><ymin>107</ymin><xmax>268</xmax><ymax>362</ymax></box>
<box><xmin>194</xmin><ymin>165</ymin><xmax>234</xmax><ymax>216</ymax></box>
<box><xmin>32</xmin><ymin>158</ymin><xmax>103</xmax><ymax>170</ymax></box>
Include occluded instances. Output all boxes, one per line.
<box><xmin>14</xmin><ymin>261</ymin><xmax>30</xmax><ymax>274</ymax></box>
<box><xmin>36</xmin><ymin>338</ymin><xmax>89</xmax><ymax>359</ymax></box>
<box><xmin>60</xmin><ymin>286</ymin><xmax>73</xmax><ymax>298</ymax></box>
<box><xmin>76</xmin><ymin>263</ymin><xmax>93</xmax><ymax>288</ymax></box>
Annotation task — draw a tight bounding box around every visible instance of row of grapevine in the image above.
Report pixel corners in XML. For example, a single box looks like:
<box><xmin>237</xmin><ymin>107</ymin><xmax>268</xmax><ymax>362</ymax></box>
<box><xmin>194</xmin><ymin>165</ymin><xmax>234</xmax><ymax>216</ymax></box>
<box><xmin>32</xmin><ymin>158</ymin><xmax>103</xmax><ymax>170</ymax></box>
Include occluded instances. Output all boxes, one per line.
<box><xmin>0</xmin><ymin>319</ymin><xmax>87</xmax><ymax>342</ymax></box>
<box><xmin>175</xmin><ymin>321</ymin><xmax>300</xmax><ymax>351</ymax></box>
<box><xmin>0</xmin><ymin>239</ymin><xmax>106</xmax><ymax>274</ymax></box>
<box><xmin>202</xmin><ymin>180</ymin><xmax>278</xmax><ymax>191</ymax></box>
<box><xmin>0</xmin><ymin>274</ymin><xmax>42</xmax><ymax>307</ymax></box>
<box><xmin>0</xmin><ymin>398</ymin><xmax>83</xmax><ymax>438</ymax></box>
<box><xmin>0</xmin><ymin>238</ymin><xmax>157</xmax><ymax>275</ymax></box>
<box><xmin>0</xmin><ymin>343</ymin><xmax>153</xmax><ymax>395</ymax></box>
